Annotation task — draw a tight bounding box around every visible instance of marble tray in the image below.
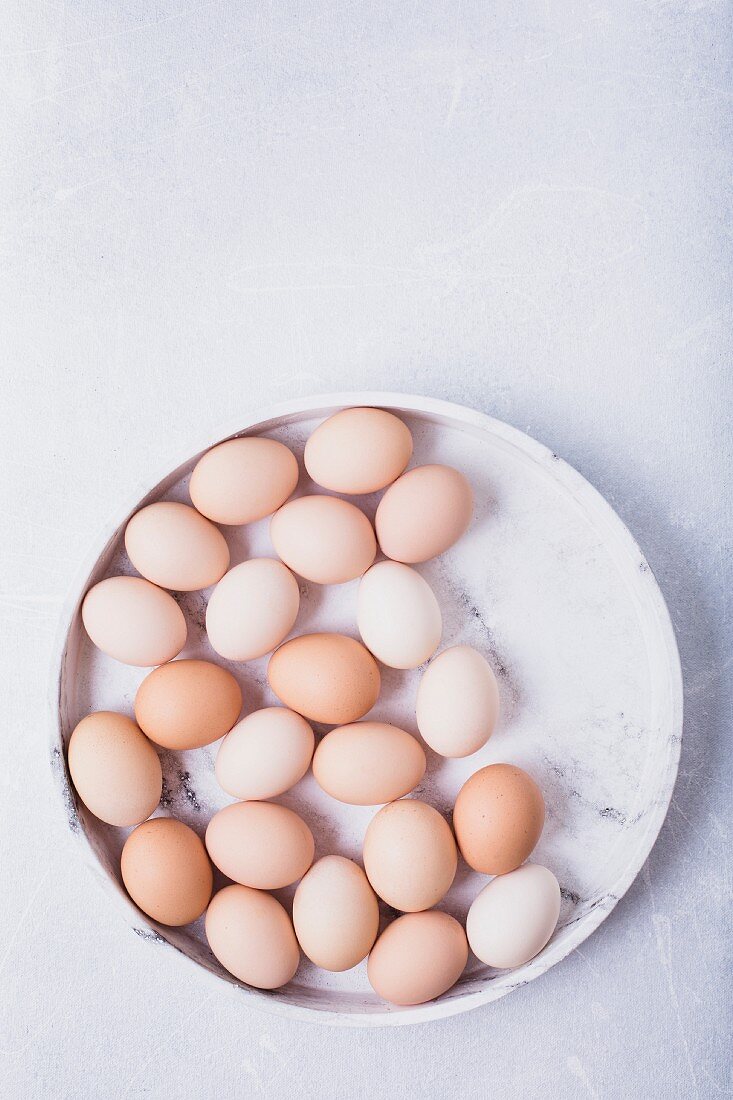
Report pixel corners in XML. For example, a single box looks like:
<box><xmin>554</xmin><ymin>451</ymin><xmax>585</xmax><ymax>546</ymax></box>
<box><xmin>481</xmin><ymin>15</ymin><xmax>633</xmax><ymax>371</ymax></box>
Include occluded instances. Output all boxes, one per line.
<box><xmin>49</xmin><ymin>393</ymin><xmax>683</xmax><ymax>1026</ymax></box>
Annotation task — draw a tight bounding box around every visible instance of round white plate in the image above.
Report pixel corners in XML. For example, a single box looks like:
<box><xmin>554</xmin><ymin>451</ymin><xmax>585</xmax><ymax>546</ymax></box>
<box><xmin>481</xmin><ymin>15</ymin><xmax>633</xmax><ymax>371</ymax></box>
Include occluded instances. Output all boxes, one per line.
<box><xmin>50</xmin><ymin>393</ymin><xmax>682</xmax><ymax>1026</ymax></box>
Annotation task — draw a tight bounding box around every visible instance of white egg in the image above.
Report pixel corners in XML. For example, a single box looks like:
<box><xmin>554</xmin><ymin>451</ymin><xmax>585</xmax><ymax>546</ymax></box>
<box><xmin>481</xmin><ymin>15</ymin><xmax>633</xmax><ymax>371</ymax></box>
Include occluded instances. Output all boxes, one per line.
<box><xmin>357</xmin><ymin>561</ymin><xmax>441</xmax><ymax>670</ymax></box>
<box><xmin>466</xmin><ymin>863</ymin><xmax>561</xmax><ymax>969</ymax></box>
<box><xmin>416</xmin><ymin>645</ymin><xmax>499</xmax><ymax>757</ymax></box>
<box><xmin>206</xmin><ymin>558</ymin><xmax>300</xmax><ymax>661</ymax></box>
<box><xmin>215</xmin><ymin>707</ymin><xmax>314</xmax><ymax>800</ymax></box>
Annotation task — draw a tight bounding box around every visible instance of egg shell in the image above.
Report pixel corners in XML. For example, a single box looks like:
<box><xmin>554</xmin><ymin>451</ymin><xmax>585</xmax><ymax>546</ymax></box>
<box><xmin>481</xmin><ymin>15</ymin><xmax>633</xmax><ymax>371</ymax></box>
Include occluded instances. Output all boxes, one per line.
<box><xmin>367</xmin><ymin>910</ymin><xmax>468</xmax><ymax>1006</ymax></box>
<box><xmin>206</xmin><ymin>884</ymin><xmax>300</xmax><ymax>990</ymax></box>
<box><xmin>134</xmin><ymin>659</ymin><xmax>242</xmax><ymax>750</ymax></box>
<box><xmin>67</xmin><ymin>711</ymin><xmax>162</xmax><ymax>827</ymax></box>
<box><xmin>270</xmin><ymin>496</ymin><xmax>376</xmax><ymax>585</ymax></box>
<box><xmin>82</xmin><ymin>575</ymin><xmax>187</xmax><ymax>667</ymax></box>
<box><xmin>304</xmin><ymin>407</ymin><xmax>413</xmax><ymax>494</ymax></box>
<box><xmin>216</xmin><ymin>708</ymin><xmax>314</xmax><ymax>801</ymax></box>
<box><xmin>416</xmin><ymin>645</ymin><xmax>500</xmax><ymax>758</ymax></box>
<box><xmin>453</xmin><ymin>763</ymin><xmax>545</xmax><ymax>875</ymax></box>
<box><xmin>268</xmin><ymin>633</ymin><xmax>381</xmax><ymax>725</ymax></box>
<box><xmin>363</xmin><ymin>799</ymin><xmax>457</xmax><ymax>912</ymax></box>
<box><xmin>124</xmin><ymin>501</ymin><xmax>230</xmax><ymax>592</ymax></box>
<box><xmin>205</xmin><ymin>801</ymin><xmax>314</xmax><ymax>890</ymax></box>
<box><xmin>292</xmin><ymin>856</ymin><xmax>379</xmax><ymax>972</ymax></box>
<box><xmin>313</xmin><ymin>722</ymin><xmax>426</xmax><ymax>805</ymax></box>
<box><xmin>121</xmin><ymin>817</ymin><xmax>213</xmax><ymax>927</ymax></box>
<box><xmin>206</xmin><ymin>558</ymin><xmax>300</xmax><ymax>661</ymax></box>
<box><xmin>189</xmin><ymin>437</ymin><xmax>298</xmax><ymax>525</ymax></box>
<box><xmin>357</xmin><ymin>561</ymin><xmax>441</xmax><ymax>670</ymax></box>
<box><xmin>375</xmin><ymin>464</ymin><xmax>473</xmax><ymax>564</ymax></box>
<box><xmin>466</xmin><ymin>864</ymin><xmax>561</xmax><ymax>969</ymax></box>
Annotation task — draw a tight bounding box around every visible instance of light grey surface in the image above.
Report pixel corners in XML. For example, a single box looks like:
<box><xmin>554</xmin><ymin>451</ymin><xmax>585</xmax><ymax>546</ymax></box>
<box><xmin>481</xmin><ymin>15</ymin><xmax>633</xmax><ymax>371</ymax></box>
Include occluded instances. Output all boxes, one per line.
<box><xmin>2</xmin><ymin>1</ymin><xmax>731</xmax><ymax>1097</ymax></box>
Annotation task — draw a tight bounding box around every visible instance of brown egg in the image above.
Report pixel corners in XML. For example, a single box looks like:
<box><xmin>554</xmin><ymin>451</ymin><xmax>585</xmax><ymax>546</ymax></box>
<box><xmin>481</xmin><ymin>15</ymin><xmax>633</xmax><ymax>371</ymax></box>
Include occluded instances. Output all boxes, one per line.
<box><xmin>270</xmin><ymin>496</ymin><xmax>376</xmax><ymax>584</ymax></box>
<box><xmin>367</xmin><ymin>911</ymin><xmax>468</xmax><ymax>1006</ymax></box>
<box><xmin>313</xmin><ymin>722</ymin><xmax>426</xmax><ymax>805</ymax></box>
<box><xmin>375</xmin><ymin>464</ymin><xmax>473</xmax><ymax>563</ymax></box>
<box><xmin>453</xmin><ymin>763</ymin><xmax>545</xmax><ymax>875</ymax></box>
<box><xmin>205</xmin><ymin>884</ymin><xmax>300</xmax><ymax>990</ymax></box>
<box><xmin>293</xmin><ymin>856</ymin><xmax>379</xmax><ymax>972</ymax></box>
<box><xmin>363</xmin><ymin>799</ymin><xmax>457</xmax><ymax>912</ymax></box>
<box><xmin>189</xmin><ymin>436</ymin><xmax>299</xmax><ymax>525</ymax></box>
<box><xmin>268</xmin><ymin>633</ymin><xmax>380</xmax><ymax>725</ymax></box>
<box><xmin>304</xmin><ymin>407</ymin><xmax>413</xmax><ymax>494</ymax></box>
<box><xmin>134</xmin><ymin>659</ymin><xmax>242</xmax><ymax>750</ymax></box>
<box><xmin>205</xmin><ymin>801</ymin><xmax>314</xmax><ymax>889</ymax></box>
<box><xmin>121</xmin><ymin>818</ymin><xmax>213</xmax><ymax>926</ymax></box>
<box><xmin>124</xmin><ymin>501</ymin><xmax>230</xmax><ymax>591</ymax></box>
<box><xmin>67</xmin><ymin>711</ymin><xmax>162</xmax><ymax>827</ymax></box>
<box><xmin>82</xmin><ymin>575</ymin><xmax>187</xmax><ymax>667</ymax></box>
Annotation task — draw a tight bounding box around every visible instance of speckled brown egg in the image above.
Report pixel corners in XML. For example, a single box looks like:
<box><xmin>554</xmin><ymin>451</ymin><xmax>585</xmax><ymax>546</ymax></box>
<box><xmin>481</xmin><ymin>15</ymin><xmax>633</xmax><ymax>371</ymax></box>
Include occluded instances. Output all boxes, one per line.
<box><xmin>367</xmin><ymin>910</ymin><xmax>468</xmax><ymax>1006</ymax></box>
<box><xmin>267</xmin><ymin>633</ymin><xmax>381</xmax><ymax>725</ymax></box>
<box><xmin>453</xmin><ymin>763</ymin><xmax>545</xmax><ymax>875</ymax></box>
<box><xmin>67</xmin><ymin>711</ymin><xmax>162</xmax><ymax>827</ymax></box>
<box><xmin>134</xmin><ymin>659</ymin><xmax>242</xmax><ymax>750</ymax></box>
<box><xmin>121</xmin><ymin>817</ymin><xmax>213</xmax><ymax>927</ymax></box>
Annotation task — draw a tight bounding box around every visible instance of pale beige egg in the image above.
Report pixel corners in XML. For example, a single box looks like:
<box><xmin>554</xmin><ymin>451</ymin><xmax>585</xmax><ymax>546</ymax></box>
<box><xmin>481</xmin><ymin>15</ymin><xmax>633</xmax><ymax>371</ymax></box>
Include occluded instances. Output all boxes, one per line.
<box><xmin>124</xmin><ymin>501</ymin><xmax>229</xmax><ymax>591</ymax></box>
<box><xmin>357</xmin><ymin>561</ymin><xmax>441</xmax><ymax>669</ymax></box>
<box><xmin>367</xmin><ymin>911</ymin><xmax>468</xmax><ymax>1006</ymax></box>
<box><xmin>121</xmin><ymin>817</ymin><xmax>212</xmax><ymax>927</ymax></box>
<box><xmin>292</xmin><ymin>856</ymin><xmax>379</xmax><ymax>972</ymax></box>
<box><xmin>363</xmin><ymin>799</ymin><xmax>457</xmax><ymax>912</ymax></box>
<box><xmin>313</xmin><ymin>722</ymin><xmax>425</xmax><ymax>805</ymax></box>
<box><xmin>268</xmin><ymin>633</ymin><xmax>381</xmax><ymax>725</ymax></box>
<box><xmin>206</xmin><ymin>558</ymin><xmax>300</xmax><ymax>661</ymax></box>
<box><xmin>81</xmin><ymin>575</ymin><xmax>187</xmax><ymax>667</ymax></box>
<box><xmin>206</xmin><ymin>884</ymin><xmax>300</xmax><ymax>990</ymax></box>
<box><xmin>416</xmin><ymin>645</ymin><xmax>500</xmax><ymax>757</ymax></box>
<box><xmin>304</xmin><ymin>407</ymin><xmax>413</xmax><ymax>494</ymax></box>
<box><xmin>205</xmin><ymin>801</ymin><xmax>314</xmax><ymax>890</ymax></box>
<box><xmin>375</xmin><ymin>464</ymin><xmax>473</xmax><ymax>563</ymax></box>
<box><xmin>216</xmin><ymin>708</ymin><xmax>314</xmax><ymax>801</ymax></box>
<box><xmin>453</xmin><ymin>763</ymin><xmax>545</xmax><ymax>875</ymax></box>
<box><xmin>68</xmin><ymin>711</ymin><xmax>162</xmax><ymax>827</ymax></box>
<box><xmin>189</xmin><ymin>437</ymin><xmax>298</xmax><ymax>525</ymax></box>
<box><xmin>134</xmin><ymin>659</ymin><xmax>242</xmax><ymax>750</ymax></box>
<box><xmin>466</xmin><ymin>864</ymin><xmax>561</xmax><ymax>969</ymax></box>
<box><xmin>270</xmin><ymin>496</ymin><xmax>376</xmax><ymax>584</ymax></box>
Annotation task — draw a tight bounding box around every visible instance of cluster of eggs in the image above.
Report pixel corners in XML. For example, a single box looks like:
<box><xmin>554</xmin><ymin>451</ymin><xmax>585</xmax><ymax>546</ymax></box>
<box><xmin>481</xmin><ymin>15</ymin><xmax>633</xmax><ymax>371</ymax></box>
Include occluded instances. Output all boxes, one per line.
<box><xmin>67</xmin><ymin>407</ymin><xmax>561</xmax><ymax>1007</ymax></box>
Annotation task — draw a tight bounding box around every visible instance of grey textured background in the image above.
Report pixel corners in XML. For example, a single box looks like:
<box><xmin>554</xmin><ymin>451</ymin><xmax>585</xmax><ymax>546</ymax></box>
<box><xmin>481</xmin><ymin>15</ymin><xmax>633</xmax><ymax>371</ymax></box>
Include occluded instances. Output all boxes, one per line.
<box><xmin>2</xmin><ymin>2</ymin><xmax>731</xmax><ymax>1097</ymax></box>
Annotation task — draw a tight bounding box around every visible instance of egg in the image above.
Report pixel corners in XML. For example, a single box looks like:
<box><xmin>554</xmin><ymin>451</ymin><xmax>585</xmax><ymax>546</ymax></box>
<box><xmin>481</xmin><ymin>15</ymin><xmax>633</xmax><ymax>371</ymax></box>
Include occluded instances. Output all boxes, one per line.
<box><xmin>270</xmin><ymin>496</ymin><xmax>376</xmax><ymax>584</ymax></box>
<box><xmin>292</xmin><ymin>856</ymin><xmax>379</xmax><ymax>972</ymax></box>
<box><xmin>453</xmin><ymin>763</ymin><xmax>545</xmax><ymax>875</ymax></box>
<box><xmin>82</xmin><ymin>575</ymin><xmax>187</xmax><ymax>667</ymax></box>
<box><xmin>206</xmin><ymin>884</ymin><xmax>300</xmax><ymax>989</ymax></box>
<box><xmin>189</xmin><ymin>437</ymin><xmax>298</xmax><ymax>525</ymax></box>
<box><xmin>134</xmin><ymin>659</ymin><xmax>242</xmax><ymax>750</ymax></box>
<box><xmin>313</xmin><ymin>722</ymin><xmax>426</xmax><ymax>805</ymax></box>
<box><xmin>67</xmin><ymin>711</ymin><xmax>162</xmax><ymax>827</ymax></box>
<box><xmin>367</xmin><ymin>911</ymin><xmax>468</xmax><ymax>1006</ymax></box>
<box><xmin>466</xmin><ymin>864</ymin><xmax>561</xmax><ymax>969</ymax></box>
<box><xmin>216</xmin><ymin>707</ymin><xmax>314</xmax><ymax>800</ymax></box>
<box><xmin>357</xmin><ymin>561</ymin><xmax>441</xmax><ymax>669</ymax></box>
<box><xmin>363</xmin><ymin>799</ymin><xmax>457</xmax><ymax>912</ymax></box>
<box><xmin>205</xmin><ymin>801</ymin><xmax>314</xmax><ymax>889</ymax></box>
<box><xmin>304</xmin><ymin>407</ymin><xmax>413</xmax><ymax>494</ymax></box>
<box><xmin>375</xmin><ymin>464</ymin><xmax>473</xmax><ymax>563</ymax></box>
<box><xmin>121</xmin><ymin>817</ymin><xmax>212</xmax><ymax>926</ymax></box>
<box><xmin>124</xmin><ymin>501</ymin><xmax>229</xmax><ymax>592</ymax></box>
<box><xmin>416</xmin><ymin>645</ymin><xmax>499</xmax><ymax>757</ymax></box>
<box><xmin>268</xmin><ymin>633</ymin><xmax>380</xmax><ymax>724</ymax></box>
<box><xmin>206</xmin><ymin>558</ymin><xmax>300</xmax><ymax>661</ymax></box>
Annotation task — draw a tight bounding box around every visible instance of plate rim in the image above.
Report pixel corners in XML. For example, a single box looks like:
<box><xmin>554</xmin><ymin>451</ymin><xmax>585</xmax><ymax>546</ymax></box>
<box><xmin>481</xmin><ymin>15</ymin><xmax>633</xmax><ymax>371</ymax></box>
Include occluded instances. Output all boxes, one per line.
<box><xmin>48</xmin><ymin>390</ymin><xmax>684</xmax><ymax>1027</ymax></box>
